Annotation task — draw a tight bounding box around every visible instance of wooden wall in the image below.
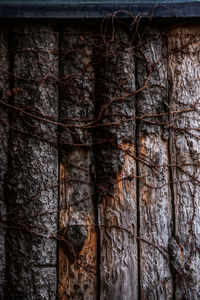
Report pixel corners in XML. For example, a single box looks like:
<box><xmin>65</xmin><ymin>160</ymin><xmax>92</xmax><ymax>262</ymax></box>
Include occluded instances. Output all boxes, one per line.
<box><xmin>0</xmin><ymin>21</ymin><xmax>200</xmax><ymax>299</ymax></box>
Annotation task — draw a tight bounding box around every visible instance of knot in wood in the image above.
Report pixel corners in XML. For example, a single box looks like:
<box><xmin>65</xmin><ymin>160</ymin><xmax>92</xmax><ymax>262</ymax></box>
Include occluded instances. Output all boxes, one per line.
<box><xmin>64</xmin><ymin>225</ymin><xmax>87</xmax><ymax>252</ymax></box>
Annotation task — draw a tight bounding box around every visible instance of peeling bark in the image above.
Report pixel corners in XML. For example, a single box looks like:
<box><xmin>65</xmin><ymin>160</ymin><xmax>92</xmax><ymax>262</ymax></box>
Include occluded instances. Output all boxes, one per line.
<box><xmin>137</xmin><ymin>26</ymin><xmax>173</xmax><ymax>299</ymax></box>
<box><xmin>95</xmin><ymin>27</ymin><xmax>138</xmax><ymax>300</ymax></box>
<box><xmin>168</xmin><ymin>25</ymin><xmax>200</xmax><ymax>299</ymax></box>
<box><xmin>0</xmin><ymin>28</ymin><xmax>9</xmax><ymax>299</ymax></box>
<box><xmin>59</xmin><ymin>26</ymin><xmax>97</xmax><ymax>300</ymax></box>
<box><xmin>6</xmin><ymin>25</ymin><xmax>59</xmax><ymax>298</ymax></box>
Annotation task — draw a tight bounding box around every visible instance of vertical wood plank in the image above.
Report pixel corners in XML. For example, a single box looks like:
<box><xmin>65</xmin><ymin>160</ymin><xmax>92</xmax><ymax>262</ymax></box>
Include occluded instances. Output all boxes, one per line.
<box><xmin>137</xmin><ymin>26</ymin><xmax>173</xmax><ymax>299</ymax></box>
<box><xmin>6</xmin><ymin>25</ymin><xmax>59</xmax><ymax>298</ymax></box>
<box><xmin>58</xmin><ymin>27</ymin><xmax>97</xmax><ymax>299</ymax></box>
<box><xmin>0</xmin><ymin>28</ymin><xmax>9</xmax><ymax>298</ymax></box>
<box><xmin>95</xmin><ymin>27</ymin><xmax>138</xmax><ymax>300</ymax></box>
<box><xmin>168</xmin><ymin>25</ymin><xmax>200</xmax><ymax>299</ymax></box>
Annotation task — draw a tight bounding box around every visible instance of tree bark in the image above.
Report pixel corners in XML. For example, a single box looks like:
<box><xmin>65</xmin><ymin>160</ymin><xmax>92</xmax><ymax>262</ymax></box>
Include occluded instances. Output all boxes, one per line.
<box><xmin>0</xmin><ymin>27</ymin><xmax>9</xmax><ymax>299</ymax></box>
<box><xmin>168</xmin><ymin>24</ymin><xmax>200</xmax><ymax>299</ymax></box>
<box><xmin>137</xmin><ymin>25</ymin><xmax>173</xmax><ymax>299</ymax></box>
<box><xmin>58</xmin><ymin>26</ymin><xmax>97</xmax><ymax>300</ymax></box>
<box><xmin>0</xmin><ymin>21</ymin><xmax>199</xmax><ymax>300</ymax></box>
<box><xmin>95</xmin><ymin>27</ymin><xmax>138</xmax><ymax>300</ymax></box>
<box><xmin>6</xmin><ymin>25</ymin><xmax>59</xmax><ymax>299</ymax></box>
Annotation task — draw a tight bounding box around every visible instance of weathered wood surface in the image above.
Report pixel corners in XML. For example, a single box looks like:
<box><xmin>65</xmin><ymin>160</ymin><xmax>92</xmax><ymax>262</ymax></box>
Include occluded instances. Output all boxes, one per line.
<box><xmin>6</xmin><ymin>25</ymin><xmax>59</xmax><ymax>298</ymax></box>
<box><xmin>137</xmin><ymin>26</ymin><xmax>173</xmax><ymax>299</ymax></box>
<box><xmin>1</xmin><ymin>22</ymin><xmax>200</xmax><ymax>300</ymax></box>
<box><xmin>168</xmin><ymin>25</ymin><xmax>200</xmax><ymax>299</ymax></box>
<box><xmin>59</xmin><ymin>27</ymin><xmax>97</xmax><ymax>299</ymax></box>
<box><xmin>95</xmin><ymin>28</ymin><xmax>138</xmax><ymax>300</ymax></box>
<box><xmin>0</xmin><ymin>28</ymin><xmax>9</xmax><ymax>299</ymax></box>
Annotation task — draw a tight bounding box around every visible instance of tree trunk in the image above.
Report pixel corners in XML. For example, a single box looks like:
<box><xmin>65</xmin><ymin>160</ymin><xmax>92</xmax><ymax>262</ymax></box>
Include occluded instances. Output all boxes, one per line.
<box><xmin>6</xmin><ymin>25</ymin><xmax>59</xmax><ymax>299</ymax></box>
<box><xmin>58</xmin><ymin>26</ymin><xmax>97</xmax><ymax>300</ymax></box>
<box><xmin>95</xmin><ymin>27</ymin><xmax>138</xmax><ymax>300</ymax></box>
<box><xmin>168</xmin><ymin>24</ymin><xmax>200</xmax><ymax>299</ymax></box>
<box><xmin>136</xmin><ymin>25</ymin><xmax>173</xmax><ymax>299</ymax></box>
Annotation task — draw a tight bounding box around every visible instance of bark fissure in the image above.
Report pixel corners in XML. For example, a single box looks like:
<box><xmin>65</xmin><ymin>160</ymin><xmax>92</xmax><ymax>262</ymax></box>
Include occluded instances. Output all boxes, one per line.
<box><xmin>135</xmin><ymin>55</ymin><xmax>141</xmax><ymax>300</ymax></box>
<box><xmin>93</xmin><ymin>51</ymin><xmax>102</xmax><ymax>300</ymax></box>
<box><xmin>96</xmin><ymin>206</ymin><xmax>101</xmax><ymax>300</ymax></box>
<box><xmin>166</xmin><ymin>39</ymin><xmax>177</xmax><ymax>299</ymax></box>
<box><xmin>167</xmin><ymin>111</ymin><xmax>177</xmax><ymax>300</ymax></box>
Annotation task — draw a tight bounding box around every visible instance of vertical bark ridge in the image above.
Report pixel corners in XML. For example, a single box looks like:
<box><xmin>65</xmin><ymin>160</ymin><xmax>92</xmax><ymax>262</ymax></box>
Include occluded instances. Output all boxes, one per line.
<box><xmin>136</xmin><ymin>25</ymin><xmax>173</xmax><ymax>299</ymax></box>
<box><xmin>6</xmin><ymin>24</ymin><xmax>59</xmax><ymax>298</ymax></box>
<box><xmin>168</xmin><ymin>24</ymin><xmax>200</xmax><ymax>299</ymax></box>
<box><xmin>58</xmin><ymin>26</ymin><xmax>97</xmax><ymax>299</ymax></box>
<box><xmin>94</xmin><ymin>25</ymin><xmax>138</xmax><ymax>300</ymax></box>
<box><xmin>0</xmin><ymin>27</ymin><xmax>9</xmax><ymax>299</ymax></box>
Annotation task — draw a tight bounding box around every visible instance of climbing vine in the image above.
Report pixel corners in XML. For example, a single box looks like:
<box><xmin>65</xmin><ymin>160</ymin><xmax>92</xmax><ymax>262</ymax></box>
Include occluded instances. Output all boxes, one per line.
<box><xmin>0</xmin><ymin>11</ymin><xmax>200</xmax><ymax>300</ymax></box>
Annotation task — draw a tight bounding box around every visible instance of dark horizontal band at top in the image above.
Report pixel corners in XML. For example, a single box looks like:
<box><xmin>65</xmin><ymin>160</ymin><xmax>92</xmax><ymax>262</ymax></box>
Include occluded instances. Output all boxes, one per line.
<box><xmin>0</xmin><ymin>2</ymin><xmax>199</xmax><ymax>18</ymax></box>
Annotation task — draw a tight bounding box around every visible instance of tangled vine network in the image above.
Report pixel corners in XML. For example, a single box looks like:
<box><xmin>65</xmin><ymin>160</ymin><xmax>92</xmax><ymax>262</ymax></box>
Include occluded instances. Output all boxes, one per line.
<box><xmin>0</xmin><ymin>9</ymin><xmax>200</xmax><ymax>300</ymax></box>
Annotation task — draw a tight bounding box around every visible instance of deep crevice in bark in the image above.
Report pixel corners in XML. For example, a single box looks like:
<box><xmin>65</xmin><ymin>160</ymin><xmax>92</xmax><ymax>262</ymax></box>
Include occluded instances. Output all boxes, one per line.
<box><xmin>56</xmin><ymin>24</ymin><xmax>61</xmax><ymax>300</ymax></box>
<box><xmin>167</xmin><ymin>98</ymin><xmax>177</xmax><ymax>300</ymax></box>
<box><xmin>93</xmin><ymin>175</ymin><xmax>101</xmax><ymax>300</ymax></box>
<box><xmin>135</xmin><ymin>56</ymin><xmax>141</xmax><ymax>300</ymax></box>
<box><xmin>167</xmin><ymin>37</ymin><xmax>177</xmax><ymax>300</ymax></box>
<box><xmin>93</xmin><ymin>37</ymin><xmax>102</xmax><ymax>300</ymax></box>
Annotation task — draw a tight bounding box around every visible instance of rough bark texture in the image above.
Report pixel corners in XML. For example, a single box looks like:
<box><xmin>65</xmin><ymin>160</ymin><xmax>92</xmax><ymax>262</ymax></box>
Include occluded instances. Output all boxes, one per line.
<box><xmin>58</xmin><ymin>27</ymin><xmax>97</xmax><ymax>300</ymax></box>
<box><xmin>137</xmin><ymin>26</ymin><xmax>173</xmax><ymax>299</ymax></box>
<box><xmin>1</xmin><ymin>22</ymin><xmax>200</xmax><ymax>300</ymax></box>
<box><xmin>168</xmin><ymin>25</ymin><xmax>200</xmax><ymax>299</ymax></box>
<box><xmin>95</xmin><ymin>28</ymin><xmax>138</xmax><ymax>300</ymax></box>
<box><xmin>6</xmin><ymin>25</ymin><xmax>59</xmax><ymax>299</ymax></box>
<box><xmin>0</xmin><ymin>28</ymin><xmax>9</xmax><ymax>299</ymax></box>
